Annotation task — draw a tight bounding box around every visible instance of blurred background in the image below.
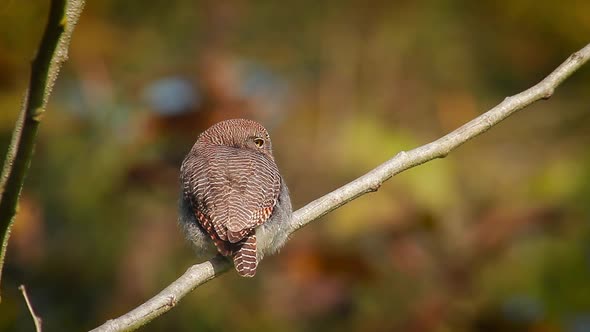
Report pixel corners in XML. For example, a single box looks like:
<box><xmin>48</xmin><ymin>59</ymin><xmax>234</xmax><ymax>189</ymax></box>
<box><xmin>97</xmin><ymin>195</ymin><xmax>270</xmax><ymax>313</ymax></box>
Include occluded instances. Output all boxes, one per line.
<box><xmin>1</xmin><ymin>1</ymin><xmax>590</xmax><ymax>331</ymax></box>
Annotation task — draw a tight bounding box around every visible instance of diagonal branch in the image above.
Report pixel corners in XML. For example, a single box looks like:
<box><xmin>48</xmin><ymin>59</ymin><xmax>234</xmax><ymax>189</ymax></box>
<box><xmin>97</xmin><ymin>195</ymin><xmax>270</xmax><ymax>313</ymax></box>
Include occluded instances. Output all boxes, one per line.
<box><xmin>91</xmin><ymin>43</ymin><xmax>590</xmax><ymax>332</ymax></box>
<box><xmin>0</xmin><ymin>0</ymin><xmax>85</xmax><ymax>300</ymax></box>
<box><xmin>19</xmin><ymin>284</ymin><xmax>43</xmax><ymax>332</ymax></box>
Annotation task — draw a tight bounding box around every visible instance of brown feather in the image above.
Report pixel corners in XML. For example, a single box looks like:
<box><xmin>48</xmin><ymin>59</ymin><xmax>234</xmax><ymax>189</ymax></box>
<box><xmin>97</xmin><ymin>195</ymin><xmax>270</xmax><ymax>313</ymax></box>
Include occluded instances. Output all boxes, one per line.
<box><xmin>233</xmin><ymin>234</ymin><xmax>258</xmax><ymax>277</ymax></box>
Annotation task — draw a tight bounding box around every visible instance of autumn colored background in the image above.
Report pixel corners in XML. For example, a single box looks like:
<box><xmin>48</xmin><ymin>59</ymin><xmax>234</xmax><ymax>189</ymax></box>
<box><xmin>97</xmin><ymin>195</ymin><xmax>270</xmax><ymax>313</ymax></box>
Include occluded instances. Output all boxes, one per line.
<box><xmin>1</xmin><ymin>1</ymin><xmax>590</xmax><ymax>331</ymax></box>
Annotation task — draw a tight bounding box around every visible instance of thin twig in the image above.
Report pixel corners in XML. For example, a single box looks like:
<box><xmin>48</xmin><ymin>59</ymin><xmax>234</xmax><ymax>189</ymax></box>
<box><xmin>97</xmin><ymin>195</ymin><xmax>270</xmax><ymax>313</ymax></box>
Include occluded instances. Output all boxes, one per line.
<box><xmin>19</xmin><ymin>285</ymin><xmax>42</xmax><ymax>332</ymax></box>
<box><xmin>91</xmin><ymin>42</ymin><xmax>590</xmax><ymax>332</ymax></box>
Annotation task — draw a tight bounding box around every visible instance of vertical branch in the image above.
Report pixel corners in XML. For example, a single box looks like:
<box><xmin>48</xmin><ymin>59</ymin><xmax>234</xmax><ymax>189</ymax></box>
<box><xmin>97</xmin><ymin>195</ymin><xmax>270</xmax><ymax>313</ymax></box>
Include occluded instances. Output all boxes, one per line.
<box><xmin>0</xmin><ymin>0</ymin><xmax>86</xmax><ymax>300</ymax></box>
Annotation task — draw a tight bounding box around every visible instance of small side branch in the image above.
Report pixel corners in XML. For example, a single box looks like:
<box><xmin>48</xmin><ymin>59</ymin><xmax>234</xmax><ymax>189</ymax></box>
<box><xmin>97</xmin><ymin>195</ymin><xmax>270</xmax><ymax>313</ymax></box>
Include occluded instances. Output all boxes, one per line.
<box><xmin>91</xmin><ymin>42</ymin><xmax>590</xmax><ymax>332</ymax></box>
<box><xmin>19</xmin><ymin>285</ymin><xmax>42</xmax><ymax>332</ymax></box>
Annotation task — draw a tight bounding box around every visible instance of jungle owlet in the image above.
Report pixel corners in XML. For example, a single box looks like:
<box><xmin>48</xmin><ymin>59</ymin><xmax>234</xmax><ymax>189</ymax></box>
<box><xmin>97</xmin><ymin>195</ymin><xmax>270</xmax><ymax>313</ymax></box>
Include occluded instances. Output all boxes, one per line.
<box><xmin>179</xmin><ymin>119</ymin><xmax>292</xmax><ymax>277</ymax></box>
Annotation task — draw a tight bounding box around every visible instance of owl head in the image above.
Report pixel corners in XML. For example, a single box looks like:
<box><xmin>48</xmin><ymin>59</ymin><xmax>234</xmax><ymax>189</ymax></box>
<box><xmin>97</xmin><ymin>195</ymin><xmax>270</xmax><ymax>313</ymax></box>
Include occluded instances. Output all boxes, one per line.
<box><xmin>197</xmin><ymin>119</ymin><xmax>273</xmax><ymax>156</ymax></box>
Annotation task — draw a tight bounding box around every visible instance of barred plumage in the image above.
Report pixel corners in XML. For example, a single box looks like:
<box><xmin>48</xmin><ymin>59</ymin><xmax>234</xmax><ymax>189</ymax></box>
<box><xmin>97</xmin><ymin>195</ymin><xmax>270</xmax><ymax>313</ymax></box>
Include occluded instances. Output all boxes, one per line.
<box><xmin>179</xmin><ymin>119</ymin><xmax>292</xmax><ymax>277</ymax></box>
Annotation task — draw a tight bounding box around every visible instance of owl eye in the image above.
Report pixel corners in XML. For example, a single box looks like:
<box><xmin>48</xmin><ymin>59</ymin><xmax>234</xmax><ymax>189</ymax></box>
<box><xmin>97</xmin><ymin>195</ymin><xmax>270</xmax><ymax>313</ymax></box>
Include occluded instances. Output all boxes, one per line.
<box><xmin>253</xmin><ymin>138</ymin><xmax>264</xmax><ymax>148</ymax></box>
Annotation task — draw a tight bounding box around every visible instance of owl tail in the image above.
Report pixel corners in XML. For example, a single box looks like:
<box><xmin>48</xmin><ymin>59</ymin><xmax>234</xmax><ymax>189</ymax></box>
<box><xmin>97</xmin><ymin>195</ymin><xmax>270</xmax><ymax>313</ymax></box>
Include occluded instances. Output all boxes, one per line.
<box><xmin>233</xmin><ymin>234</ymin><xmax>258</xmax><ymax>277</ymax></box>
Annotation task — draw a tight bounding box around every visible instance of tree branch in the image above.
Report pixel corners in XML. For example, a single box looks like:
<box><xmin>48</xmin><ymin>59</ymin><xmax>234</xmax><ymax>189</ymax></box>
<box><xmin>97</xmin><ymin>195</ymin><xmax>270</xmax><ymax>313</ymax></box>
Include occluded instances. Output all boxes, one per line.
<box><xmin>92</xmin><ymin>42</ymin><xmax>590</xmax><ymax>332</ymax></box>
<box><xmin>0</xmin><ymin>0</ymin><xmax>85</xmax><ymax>300</ymax></box>
<box><xmin>19</xmin><ymin>284</ymin><xmax>43</xmax><ymax>332</ymax></box>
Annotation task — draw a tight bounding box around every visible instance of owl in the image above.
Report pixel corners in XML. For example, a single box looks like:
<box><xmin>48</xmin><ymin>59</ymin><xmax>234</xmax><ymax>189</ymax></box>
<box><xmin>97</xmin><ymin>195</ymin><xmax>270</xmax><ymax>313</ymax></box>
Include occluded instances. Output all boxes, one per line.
<box><xmin>179</xmin><ymin>119</ymin><xmax>292</xmax><ymax>277</ymax></box>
